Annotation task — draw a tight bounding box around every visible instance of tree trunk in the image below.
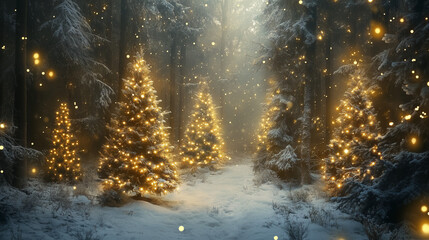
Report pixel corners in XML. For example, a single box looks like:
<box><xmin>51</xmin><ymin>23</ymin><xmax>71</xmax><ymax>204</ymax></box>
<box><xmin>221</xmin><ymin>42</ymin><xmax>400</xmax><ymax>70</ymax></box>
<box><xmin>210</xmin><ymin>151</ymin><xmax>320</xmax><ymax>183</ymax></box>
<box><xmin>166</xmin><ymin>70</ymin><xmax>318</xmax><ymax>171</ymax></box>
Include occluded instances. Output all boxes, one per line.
<box><xmin>300</xmin><ymin>4</ymin><xmax>317</xmax><ymax>185</ymax></box>
<box><xmin>218</xmin><ymin>0</ymin><xmax>229</xmax><ymax>120</ymax></box>
<box><xmin>177</xmin><ymin>45</ymin><xmax>186</xmax><ymax>143</ymax></box>
<box><xmin>169</xmin><ymin>35</ymin><xmax>178</xmax><ymax>144</ymax></box>
<box><xmin>118</xmin><ymin>0</ymin><xmax>128</xmax><ymax>99</ymax></box>
<box><xmin>13</xmin><ymin>0</ymin><xmax>28</xmax><ymax>188</ymax></box>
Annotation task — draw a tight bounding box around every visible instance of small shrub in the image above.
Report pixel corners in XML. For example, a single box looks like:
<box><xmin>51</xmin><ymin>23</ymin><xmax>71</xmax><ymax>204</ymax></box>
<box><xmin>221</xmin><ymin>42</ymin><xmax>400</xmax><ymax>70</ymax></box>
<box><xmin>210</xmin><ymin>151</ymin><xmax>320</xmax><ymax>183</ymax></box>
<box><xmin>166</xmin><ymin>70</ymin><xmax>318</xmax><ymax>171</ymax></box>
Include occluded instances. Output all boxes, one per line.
<box><xmin>361</xmin><ymin>218</ymin><xmax>386</xmax><ymax>240</ymax></box>
<box><xmin>97</xmin><ymin>189</ymin><xmax>128</xmax><ymax>207</ymax></box>
<box><xmin>48</xmin><ymin>185</ymin><xmax>72</xmax><ymax>215</ymax></box>
<box><xmin>285</xmin><ymin>220</ymin><xmax>308</xmax><ymax>240</ymax></box>
<box><xmin>308</xmin><ymin>206</ymin><xmax>338</xmax><ymax>228</ymax></box>
<box><xmin>73</xmin><ymin>227</ymin><xmax>100</xmax><ymax>240</ymax></box>
<box><xmin>288</xmin><ymin>189</ymin><xmax>310</xmax><ymax>203</ymax></box>
<box><xmin>273</xmin><ymin>202</ymin><xmax>294</xmax><ymax>220</ymax></box>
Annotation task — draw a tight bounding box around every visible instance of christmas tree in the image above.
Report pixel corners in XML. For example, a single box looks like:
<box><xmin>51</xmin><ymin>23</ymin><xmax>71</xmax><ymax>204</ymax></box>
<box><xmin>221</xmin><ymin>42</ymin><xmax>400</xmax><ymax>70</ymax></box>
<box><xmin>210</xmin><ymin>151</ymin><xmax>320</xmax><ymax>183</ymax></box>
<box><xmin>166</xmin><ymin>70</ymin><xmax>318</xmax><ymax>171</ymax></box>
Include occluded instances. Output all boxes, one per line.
<box><xmin>323</xmin><ymin>68</ymin><xmax>383</xmax><ymax>192</ymax></box>
<box><xmin>98</xmin><ymin>55</ymin><xmax>178</xmax><ymax>195</ymax></box>
<box><xmin>180</xmin><ymin>82</ymin><xmax>228</xmax><ymax>169</ymax></box>
<box><xmin>46</xmin><ymin>103</ymin><xmax>82</xmax><ymax>183</ymax></box>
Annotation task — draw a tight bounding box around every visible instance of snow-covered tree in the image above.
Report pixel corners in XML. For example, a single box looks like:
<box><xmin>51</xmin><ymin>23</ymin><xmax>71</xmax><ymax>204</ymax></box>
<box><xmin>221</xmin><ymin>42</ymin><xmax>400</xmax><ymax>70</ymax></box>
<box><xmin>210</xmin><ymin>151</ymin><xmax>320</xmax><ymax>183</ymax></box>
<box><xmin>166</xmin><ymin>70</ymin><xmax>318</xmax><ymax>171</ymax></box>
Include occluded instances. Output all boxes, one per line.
<box><xmin>99</xmin><ymin>55</ymin><xmax>178</xmax><ymax>195</ymax></box>
<box><xmin>324</xmin><ymin>67</ymin><xmax>383</xmax><ymax>192</ymax></box>
<box><xmin>180</xmin><ymin>82</ymin><xmax>228</xmax><ymax>170</ymax></box>
<box><xmin>255</xmin><ymin>0</ymin><xmax>318</xmax><ymax>183</ymax></box>
<box><xmin>45</xmin><ymin>103</ymin><xmax>82</xmax><ymax>183</ymax></box>
<box><xmin>42</xmin><ymin>0</ymin><xmax>113</xmax><ymax>132</ymax></box>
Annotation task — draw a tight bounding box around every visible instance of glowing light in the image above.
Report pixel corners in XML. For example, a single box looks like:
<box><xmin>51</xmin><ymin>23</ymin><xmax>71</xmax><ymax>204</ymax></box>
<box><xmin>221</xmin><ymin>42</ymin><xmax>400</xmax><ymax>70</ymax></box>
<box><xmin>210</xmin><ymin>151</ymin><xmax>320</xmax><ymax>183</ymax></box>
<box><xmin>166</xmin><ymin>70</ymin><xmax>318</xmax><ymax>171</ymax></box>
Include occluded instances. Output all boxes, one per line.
<box><xmin>368</xmin><ymin>0</ymin><xmax>373</xmax><ymax>2</ymax></box>
<box><xmin>374</xmin><ymin>27</ymin><xmax>381</xmax><ymax>34</ymax></box>
<box><xmin>274</xmin><ymin>236</ymin><xmax>278</xmax><ymax>240</ymax></box>
<box><xmin>344</xmin><ymin>149</ymin><xmax>349</xmax><ymax>154</ymax></box>
<box><xmin>48</xmin><ymin>71</ymin><xmax>54</xmax><ymax>78</ymax></box>
<box><xmin>411</xmin><ymin>137</ymin><xmax>417</xmax><ymax>145</ymax></box>
<box><xmin>0</xmin><ymin>123</ymin><xmax>5</xmax><ymax>129</ymax></box>
<box><xmin>421</xmin><ymin>205</ymin><xmax>428</xmax><ymax>212</ymax></box>
<box><xmin>410</xmin><ymin>29</ymin><xmax>414</xmax><ymax>34</ymax></box>
<box><xmin>0</xmin><ymin>145</ymin><xmax>4</xmax><ymax>150</ymax></box>
<box><xmin>0</xmin><ymin>170</ymin><xmax>3</xmax><ymax>174</ymax></box>
<box><xmin>404</xmin><ymin>115</ymin><xmax>412</xmax><ymax>120</ymax></box>
<box><xmin>34</xmin><ymin>59</ymin><xmax>40</xmax><ymax>65</ymax></box>
<box><xmin>178</xmin><ymin>226</ymin><xmax>184</xmax><ymax>232</ymax></box>
<box><xmin>33</xmin><ymin>53</ymin><xmax>39</xmax><ymax>59</ymax></box>
<box><xmin>399</xmin><ymin>18</ymin><xmax>404</xmax><ymax>23</ymax></box>
<box><xmin>298</xmin><ymin>0</ymin><xmax>303</xmax><ymax>4</ymax></box>
<box><xmin>389</xmin><ymin>122</ymin><xmax>394</xmax><ymax>126</ymax></box>
<box><xmin>211</xmin><ymin>42</ymin><xmax>216</xmax><ymax>46</ymax></box>
<box><xmin>73</xmin><ymin>186</ymin><xmax>77</xmax><ymax>190</ymax></box>
<box><xmin>422</xmin><ymin>223</ymin><xmax>429</xmax><ymax>234</ymax></box>
<box><xmin>31</xmin><ymin>168</ymin><xmax>36</xmax><ymax>174</ymax></box>
<box><xmin>126</xmin><ymin>54</ymin><xmax>130</xmax><ymax>58</ymax></box>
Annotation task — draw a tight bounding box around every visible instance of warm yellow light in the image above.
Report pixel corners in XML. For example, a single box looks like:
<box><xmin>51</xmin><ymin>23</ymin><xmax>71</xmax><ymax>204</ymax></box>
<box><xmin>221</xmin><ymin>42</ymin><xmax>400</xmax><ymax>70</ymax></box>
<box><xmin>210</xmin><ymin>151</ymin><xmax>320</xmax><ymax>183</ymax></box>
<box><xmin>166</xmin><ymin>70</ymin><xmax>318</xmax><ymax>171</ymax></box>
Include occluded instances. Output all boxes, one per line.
<box><xmin>399</xmin><ymin>18</ymin><xmax>404</xmax><ymax>23</ymax></box>
<box><xmin>405</xmin><ymin>115</ymin><xmax>412</xmax><ymax>120</ymax></box>
<box><xmin>344</xmin><ymin>149</ymin><xmax>349</xmax><ymax>154</ymax></box>
<box><xmin>33</xmin><ymin>52</ymin><xmax>39</xmax><ymax>59</ymax></box>
<box><xmin>48</xmin><ymin>71</ymin><xmax>54</xmax><ymax>78</ymax></box>
<box><xmin>31</xmin><ymin>168</ymin><xmax>36</xmax><ymax>173</ymax></box>
<box><xmin>211</xmin><ymin>42</ymin><xmax>216</xmax><ymax>46</ymax></box>
<box><xmin>274</xmin><ymin>236</ymin><xmax>278</xmax><ymax>240</ymax></box>
<box><xmin>0</xmin><ymin>123</ymin><xmax>5</xmax><ymax>129</ymax></box>
<box><xmin>298</xmin><ymin>0</ymin><xmax>303</xmax><ymax>4</ymax></box>
<box><xmin>178</xmin><ymin>226</ymin><xmax>184</xmax><ymax>232</ymax></box>
<box><xmin>374</xmin><ymin>27</ymin><xmax>381</xmax><ymax>34</ymax></box>
<box><xmin>411</xmin><ymin>137</ymin><xmax>417</xmax><ymax>145</ymax></box>
<box><xmin>389</xmin><ymin>122</ymin><xmax>394</xmax><ymax>126</ymax></box>
<box><xmin>421</xmin><ymin>205</ymin><xmax>428</xmax><ymax>212</ymax></box>
<box><xmin>368</xmin><ymin>0</ymin><xmax>373</xmax><ymax>2</ymax></box>
<box><xmin>0</xmin><ymin>145</ymin><xmax>4</xmax><ymax>150</ymax></box>
<box><xmin>34</xmin><ymin>59</ymin><xmax>40</xmax><ymax>65</ymax></box>
<box><xmin>422</xmin><ymin>223</ymin><xmax>429</xmax><ymax>234</ymax></box>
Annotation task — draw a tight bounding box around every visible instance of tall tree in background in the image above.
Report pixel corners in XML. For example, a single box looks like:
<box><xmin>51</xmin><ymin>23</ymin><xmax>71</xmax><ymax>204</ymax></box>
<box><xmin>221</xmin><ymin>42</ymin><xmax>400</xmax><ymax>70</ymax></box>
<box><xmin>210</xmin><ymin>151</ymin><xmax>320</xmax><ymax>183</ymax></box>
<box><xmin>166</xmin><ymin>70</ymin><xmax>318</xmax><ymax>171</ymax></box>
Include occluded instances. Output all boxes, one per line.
<box><xmin>255</xmin><ymin>0</ymin><xmax>317</xmax><ymax>184</ymax></box>
<box><xmin>13</xmin><ymin>0</ymin><xmax>28</xmax><ymax>188</ymax></box>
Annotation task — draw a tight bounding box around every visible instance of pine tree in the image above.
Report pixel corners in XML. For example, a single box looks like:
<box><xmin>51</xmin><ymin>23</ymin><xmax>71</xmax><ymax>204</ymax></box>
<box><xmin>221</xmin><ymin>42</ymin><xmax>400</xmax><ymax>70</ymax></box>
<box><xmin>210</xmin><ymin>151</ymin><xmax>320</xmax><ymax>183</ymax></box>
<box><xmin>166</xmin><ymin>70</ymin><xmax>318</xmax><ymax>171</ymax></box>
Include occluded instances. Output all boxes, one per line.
<box><xmin>324</xmin><ymin>68</ymin><xmax>383</xmax><ymax>192</ymax></box>
<box><xmin>180</xmin><ymin>83</ymin><xmax>228</xmax><ymax>170</ymax></box>
<box><xmin>46</xmin><ymin>103</ymin><xmax>81</xmax><ymax>183</ymax></box>
<box><xmin>98</xmin><ymin>55</ymin><xmax>178</xmax><ymax>195</ymax></box>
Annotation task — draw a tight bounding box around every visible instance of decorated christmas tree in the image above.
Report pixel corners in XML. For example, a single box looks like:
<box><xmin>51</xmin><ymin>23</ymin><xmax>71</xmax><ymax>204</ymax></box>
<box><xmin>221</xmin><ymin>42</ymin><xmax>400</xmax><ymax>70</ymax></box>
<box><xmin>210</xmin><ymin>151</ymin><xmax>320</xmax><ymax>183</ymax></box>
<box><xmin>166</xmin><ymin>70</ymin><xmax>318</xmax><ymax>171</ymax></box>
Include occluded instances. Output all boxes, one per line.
<box><xmin>46</xmin><ymin>103</ymin><xmax>82</xmax><ymax>183</ymax></box>
<box><xmin>180</xmin><ymin>82</ymin><xmax>228</xmax><ymax>170</ymax></box>
<box><xmin>323</xmin><ymin>68</ymin><xmax>383</xmax><ymax>192</ymax></box>
<box><xmin>98</xmin><ymin>55</ymin><xmax>178</xmax><ymax>195</ymax></box>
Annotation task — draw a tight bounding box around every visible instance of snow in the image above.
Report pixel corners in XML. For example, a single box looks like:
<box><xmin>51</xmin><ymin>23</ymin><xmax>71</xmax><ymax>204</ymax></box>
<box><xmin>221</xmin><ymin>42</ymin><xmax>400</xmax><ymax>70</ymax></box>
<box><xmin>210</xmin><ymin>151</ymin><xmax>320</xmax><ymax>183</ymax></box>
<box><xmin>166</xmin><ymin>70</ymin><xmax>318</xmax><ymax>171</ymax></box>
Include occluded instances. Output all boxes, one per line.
<box><xmin>0</xmin><ymin>157</ymin><xmax>367</xmax><ymax>239</ymax></box>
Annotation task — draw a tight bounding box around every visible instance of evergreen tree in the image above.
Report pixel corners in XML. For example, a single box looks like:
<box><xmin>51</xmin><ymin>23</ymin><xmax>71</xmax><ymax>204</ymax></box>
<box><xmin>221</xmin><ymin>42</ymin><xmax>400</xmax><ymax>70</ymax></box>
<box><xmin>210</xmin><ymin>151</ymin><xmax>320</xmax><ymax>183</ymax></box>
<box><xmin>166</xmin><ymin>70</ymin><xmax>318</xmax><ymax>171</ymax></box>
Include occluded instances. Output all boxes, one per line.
<box><xmin>180</xmin><ymin>83</ymin><xmax>228</xmax><ymax>170</ymax></box>
<box><xmin>98</xmin><ymin>55</ymin><xmax>178</xmax><ymax>195</ymax></box>
<box><xmin>324</xmin><ymin>67</ymin><xmax>383</xmax><ymax>192</ymax></box>
<box><xmin>46</xmin><ymin>103</ymin><xmax>81</xmax><ymax>183</ymax></box>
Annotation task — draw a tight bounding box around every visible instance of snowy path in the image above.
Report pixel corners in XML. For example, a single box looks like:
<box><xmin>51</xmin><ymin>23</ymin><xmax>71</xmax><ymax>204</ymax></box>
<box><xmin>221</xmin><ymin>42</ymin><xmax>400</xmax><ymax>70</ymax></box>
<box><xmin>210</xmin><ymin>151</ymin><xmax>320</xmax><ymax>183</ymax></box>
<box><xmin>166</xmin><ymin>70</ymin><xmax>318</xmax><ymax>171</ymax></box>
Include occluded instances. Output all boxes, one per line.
<box><xmin>1</xmin><ymin>157</ymin><xmax>367</xmax><ymax>240</ymax></box>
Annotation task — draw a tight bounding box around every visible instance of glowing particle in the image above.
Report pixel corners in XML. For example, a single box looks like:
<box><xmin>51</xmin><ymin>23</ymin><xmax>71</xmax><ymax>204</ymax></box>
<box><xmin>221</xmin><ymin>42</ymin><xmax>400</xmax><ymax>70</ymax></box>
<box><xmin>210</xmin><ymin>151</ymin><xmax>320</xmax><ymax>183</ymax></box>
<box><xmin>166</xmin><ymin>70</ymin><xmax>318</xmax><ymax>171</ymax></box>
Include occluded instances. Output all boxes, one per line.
<box><xmin>31</xmin><ymin>168</ymin><xmax>36</xmax><ymax>173</ymax></box>
<box><xmin>33</xmin><ymin>53</ymin><xmax>39</xmax><ymax>59</ymax></box>
<box><xmin>404</xmin><ymin>115</ymin><xmax>412</xmax><ymax>120</ymax></box>
<box><xmin>126</xmin><ymin>54</ymin><xmax>130</xmax><ymax>58</ymax></box>
<box><xmin>422</xmin><ymin>223</ymin><xmax>429</xmax><ymax>234</ymax></box>
<box><xmin>0</xmin><ymin>123</ymin><xmax>5</xmax><ymax>129</ymax></box>
<box><xmin>211</xmin><ymin>41</ymin><xmax>216</xmax><ymax>46</ymax></box>
<box><xmin>374</xmin><ymin>27</ymin><xmax>381</xmax><ymax>34</ymax></box>
<box><xmin>399</xmin><ymin>18</ymin><xmax>405</xmax><ymax>23</ymax></box>
<box><xmin>178</xmin><ymin>226</ymin><xmax>184</xmax><ymax>232</ymax></box>
<box><xmin>274</xmin><ymin>236</ymin><xmax>279</xmax><ymax>240</ymax></box>
<box><xmin>389</xmin><ymin>122</ymin><xmax>394</xmax><ymax>126</ymax></box>
<box><xmin>34</xmin><ymin>59</ymin><xmax>40</xmax><ymax>65</ymax></box>
<box><xmin>411</xmin><ymin>137</ymin><xmax>417</xmax><ymax>145</ymax></box>
<box><xmin>0</xmin><ymin>170</ymin><xmax>3</xmax><ymax>174</ymax></box>
<box><xmin>421</xmin><ymin>205</ymin><xmax>428</xmax><ymax>212</ymax></box>
<box><xmin>410</xmin><ymin>29</ymin><xmax>414</xmax><ymax>34</ymax></box>
<box><xmin>298</xmin><ymin>0</ymin><xmax>303</xmax><ymax>4</ymax></box>
<box><xmin>0</xmin><ymin>145</ymin><xmax>3</xmax><ymax>150</ymax></box>
<box><xmin>48</xmin><ymin>71</ymin><xmax>54</xmax><ymax>78</ymax></box>
<box><xmin>368</xmin><ymin>0</ymin><xmax>373</xmax><ymax>2</ymax></box>
<box><xmin>344</xmin><ymin>149</ymin><xmax>349</xmax><ymax>154</ymax></box>
<box><xmin>73</xmin><ymin>186</ymin><xmax>77</xmax><ymax>190</ymax></box>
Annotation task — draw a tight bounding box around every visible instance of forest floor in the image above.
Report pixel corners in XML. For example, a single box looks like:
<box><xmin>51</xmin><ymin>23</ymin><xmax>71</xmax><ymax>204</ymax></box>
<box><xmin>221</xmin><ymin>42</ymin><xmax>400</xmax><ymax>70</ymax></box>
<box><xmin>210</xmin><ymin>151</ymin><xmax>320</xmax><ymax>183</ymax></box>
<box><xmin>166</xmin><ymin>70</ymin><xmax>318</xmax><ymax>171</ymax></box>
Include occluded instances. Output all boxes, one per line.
<box><xmin>0</xmin><ymin>156</ymin><xmax>367</xmax><ymax>240</ymax></box>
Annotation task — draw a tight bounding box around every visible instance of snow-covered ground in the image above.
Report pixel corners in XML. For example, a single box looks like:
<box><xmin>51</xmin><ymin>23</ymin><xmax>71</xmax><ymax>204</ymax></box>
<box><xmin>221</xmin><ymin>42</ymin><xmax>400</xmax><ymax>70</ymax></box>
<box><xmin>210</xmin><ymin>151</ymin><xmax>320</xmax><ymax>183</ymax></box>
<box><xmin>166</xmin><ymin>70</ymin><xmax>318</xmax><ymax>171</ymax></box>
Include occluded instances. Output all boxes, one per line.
<box><xmin>0</xmin><ymin>157</ymin><xmax>367</xmax><ymax>240</ymax></box>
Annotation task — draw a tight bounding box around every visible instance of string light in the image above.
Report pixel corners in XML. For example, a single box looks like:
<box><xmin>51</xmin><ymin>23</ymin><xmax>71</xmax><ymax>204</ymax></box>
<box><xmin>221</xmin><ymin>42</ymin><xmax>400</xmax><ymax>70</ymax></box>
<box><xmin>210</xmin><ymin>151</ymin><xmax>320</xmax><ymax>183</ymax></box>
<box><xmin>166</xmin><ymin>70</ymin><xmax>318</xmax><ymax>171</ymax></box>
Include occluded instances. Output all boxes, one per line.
<box><xmin>180</xmin><ymin>82</ymin><xmax>228</xmax><ymax>169</ymax></box>
<box><xmin>99</xmin><ymin>55</ymin><xmax>178</xmax><ymax>195</ymax></box>
<box><xmin>46</xmin><ymin>103</ymin><xmax>81</xmax><ymax>183</ymax></box>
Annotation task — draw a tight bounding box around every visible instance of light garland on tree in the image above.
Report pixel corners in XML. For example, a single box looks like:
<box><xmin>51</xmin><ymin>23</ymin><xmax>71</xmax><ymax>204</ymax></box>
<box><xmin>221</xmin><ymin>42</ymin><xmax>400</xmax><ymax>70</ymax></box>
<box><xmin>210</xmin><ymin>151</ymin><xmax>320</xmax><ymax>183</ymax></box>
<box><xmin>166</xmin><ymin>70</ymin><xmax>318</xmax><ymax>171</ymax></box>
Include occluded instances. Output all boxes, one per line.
<box><xmin>323</xmin><ymin>69</ymin><xmax>383</xmax><ymax>191</ymax></box>
<box><xmin>46</xmin><ymin>103</ymin><xmax>81</xmax><ymax>183</ymax></box>
<box><xmin>180</xmin><ymin>82</ymin><xmax>228</xmax><ymax>169</ymax></box>
<box><xmin>98</xmin><ymin>54</ymin><xmax>178</xmax><ymax>195</ymax></box>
